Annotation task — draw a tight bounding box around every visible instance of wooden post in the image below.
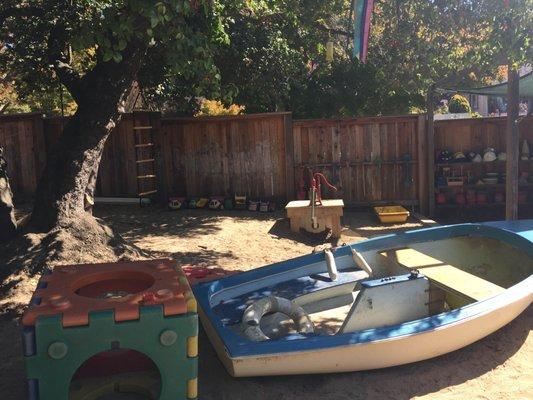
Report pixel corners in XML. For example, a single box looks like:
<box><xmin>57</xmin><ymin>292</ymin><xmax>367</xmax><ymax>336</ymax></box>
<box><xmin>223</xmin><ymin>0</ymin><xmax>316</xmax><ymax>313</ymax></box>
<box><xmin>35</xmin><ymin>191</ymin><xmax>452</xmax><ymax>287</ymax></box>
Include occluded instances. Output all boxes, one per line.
<box><xmin>283</xmin><ymin>113</ymin><xmax>295</xmax><ymax>201</ymax></box>
<box><xmin>417</xmin><ymin>114</ymin><xmax>428</xmax><ymax>215</ymax></box>
<box><xmin>426</xmin><ymin>86</ymin><xmax>436</xmax><ymax>218</ymax></box>
<box><xmin>505</xmin><ymin>67</ymin><xmax>520</xmax><ymax>220</ymax></box>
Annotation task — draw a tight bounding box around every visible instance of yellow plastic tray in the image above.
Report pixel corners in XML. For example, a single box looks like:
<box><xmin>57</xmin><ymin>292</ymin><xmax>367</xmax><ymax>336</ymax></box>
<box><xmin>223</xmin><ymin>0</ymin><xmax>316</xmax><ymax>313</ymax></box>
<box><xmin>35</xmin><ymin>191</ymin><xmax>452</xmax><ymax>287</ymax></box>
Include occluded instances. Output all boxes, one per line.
<box><xmin>373</xmin><ymin>206</ymin><xmax>410</xmax><ymax>223</ymax></box>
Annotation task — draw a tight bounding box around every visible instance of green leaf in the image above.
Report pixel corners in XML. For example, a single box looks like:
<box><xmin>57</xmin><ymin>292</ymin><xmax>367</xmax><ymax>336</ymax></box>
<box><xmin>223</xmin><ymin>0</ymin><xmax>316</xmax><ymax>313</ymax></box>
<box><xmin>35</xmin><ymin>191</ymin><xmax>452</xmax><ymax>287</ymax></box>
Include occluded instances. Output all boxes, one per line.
<box><xmin>102</xmin><ymin>51</ymin><xmax>113</xmax><ymax>62</ymax></box>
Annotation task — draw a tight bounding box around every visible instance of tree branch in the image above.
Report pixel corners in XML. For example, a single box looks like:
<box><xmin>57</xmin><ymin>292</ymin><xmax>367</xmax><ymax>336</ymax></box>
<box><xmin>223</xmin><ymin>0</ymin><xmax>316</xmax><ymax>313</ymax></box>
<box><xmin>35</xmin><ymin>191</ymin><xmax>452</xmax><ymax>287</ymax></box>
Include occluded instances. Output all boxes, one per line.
<box><xmin>0</xmin><ymin>5</ymin><xmax>44</xmax><ymax>28</ymax></box>
<box><xmin>46</xmin><ymin>23</ymin><xmax>82</xmax><ymax>100</ymax></box>
<box><xmin>253</xmin><ymin>11</ymin><xmax>353</xmax><ymax>38</ymax></box>
<box><xmin>313</xmin><ymin>23</ymin><xmax>353</xmax><ymax>38</ymax></box>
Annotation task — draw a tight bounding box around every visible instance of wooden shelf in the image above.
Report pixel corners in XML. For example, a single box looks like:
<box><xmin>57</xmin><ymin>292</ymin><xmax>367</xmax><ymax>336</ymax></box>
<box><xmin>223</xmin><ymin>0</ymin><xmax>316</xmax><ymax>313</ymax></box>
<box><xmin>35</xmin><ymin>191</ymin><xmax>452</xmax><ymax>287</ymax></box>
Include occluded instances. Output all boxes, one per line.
<box><xmin>436</xmin><ymin>183</ymin><xmax>533</xmax><ymax>190</ymax></box>
<box><xmin>295</xmin><ymin>160</ymin><xmax>418</xmax><ymax>168</ymax></box>
<box><xmin>436</xmin><ymin>159</ymin><xmax>533</xmax><ymax>167</ymax></box>
<box><xmin>436</xmin><ymin>202</ymin><xmax>532</xmax><ymax>209</ymax></box>
<box><xmin>435</xmin><ymin>203</ymin><xmax>506</xmax><ymax>209</ymax></box>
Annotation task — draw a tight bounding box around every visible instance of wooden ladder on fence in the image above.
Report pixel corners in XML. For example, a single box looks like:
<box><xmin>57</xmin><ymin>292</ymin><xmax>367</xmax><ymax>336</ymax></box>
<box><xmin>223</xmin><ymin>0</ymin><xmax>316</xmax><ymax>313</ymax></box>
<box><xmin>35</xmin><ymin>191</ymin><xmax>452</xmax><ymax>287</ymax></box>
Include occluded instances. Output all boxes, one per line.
<box><xmin>132</xmin><ymin>110</ymin><xmax>158</xmax><ymax>201</ymax></box>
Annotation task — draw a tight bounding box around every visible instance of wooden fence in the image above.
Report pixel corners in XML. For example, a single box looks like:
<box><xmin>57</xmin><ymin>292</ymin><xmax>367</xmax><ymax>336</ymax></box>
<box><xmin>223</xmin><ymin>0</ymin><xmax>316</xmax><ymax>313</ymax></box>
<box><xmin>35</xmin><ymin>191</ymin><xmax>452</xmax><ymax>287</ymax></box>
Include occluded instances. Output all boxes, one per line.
<box><xmin>8</xmin><ymin>111</ymin><xmax>532</xmax><ymax>213</ymax></box>
<box><xmin>293</xmin><ymin>115</ymin><xmax>426</xmax><ymax>208</ymax></box>
<box><xmin>0</xmin><ymin>113</ymin><xmax>46</xmax><ymax>196</ymax></box>
<box><xmin>0</xmin><ymin>112</ymin><xmax>294</xmax><ymax>201</ymax></box>
<box><xmin>435</xmin><ymin>116</ymin><xmax>533</xmax><ymax>152</ymax></box>
<box><xmin>157</xmin><ymin>113</ymin><xmax>292</xmax><ymax>201</ymax></box>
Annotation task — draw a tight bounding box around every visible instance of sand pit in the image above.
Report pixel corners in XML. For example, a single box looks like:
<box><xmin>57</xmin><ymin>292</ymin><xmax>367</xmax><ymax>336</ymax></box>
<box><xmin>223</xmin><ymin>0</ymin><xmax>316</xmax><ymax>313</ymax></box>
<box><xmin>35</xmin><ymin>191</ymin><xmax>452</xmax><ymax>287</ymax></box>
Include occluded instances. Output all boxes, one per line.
<box><xmin>0</xmin><ymin>205</ymin><xmax>530</xmax><ymax>399</ymax></box>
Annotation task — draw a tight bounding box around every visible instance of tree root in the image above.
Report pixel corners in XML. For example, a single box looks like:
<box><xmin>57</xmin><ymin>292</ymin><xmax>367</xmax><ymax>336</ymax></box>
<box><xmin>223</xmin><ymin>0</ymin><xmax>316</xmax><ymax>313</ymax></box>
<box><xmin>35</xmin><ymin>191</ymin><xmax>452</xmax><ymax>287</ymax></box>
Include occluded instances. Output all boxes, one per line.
<box><xmin>0</xmin><ymin>213</ymin><xmax>148</xmax><ymax>318</ymax></box>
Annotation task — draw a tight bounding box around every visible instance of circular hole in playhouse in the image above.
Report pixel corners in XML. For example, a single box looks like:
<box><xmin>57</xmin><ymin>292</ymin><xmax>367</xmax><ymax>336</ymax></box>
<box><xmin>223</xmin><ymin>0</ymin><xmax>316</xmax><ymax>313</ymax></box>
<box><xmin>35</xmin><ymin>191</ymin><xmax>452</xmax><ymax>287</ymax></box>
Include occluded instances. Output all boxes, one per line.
<box><xmin>74</xmin><ymin>272</ymin><xmax>156</xmax><ymax>299</ymax></box>
<box><xmin>69</xmin><ymin>348</ymin><xmax>161</xmax><ymax>400</ymax></box>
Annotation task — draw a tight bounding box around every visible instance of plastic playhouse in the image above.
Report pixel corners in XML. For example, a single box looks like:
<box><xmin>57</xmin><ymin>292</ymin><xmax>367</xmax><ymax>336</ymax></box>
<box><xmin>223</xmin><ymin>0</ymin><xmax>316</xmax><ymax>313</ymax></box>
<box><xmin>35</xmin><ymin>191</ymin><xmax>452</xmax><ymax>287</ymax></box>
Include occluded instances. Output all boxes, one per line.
<box><xmin>22</xmin><ymin>259</ymin><xmax>198</xmax><ymax>400</ymax></box>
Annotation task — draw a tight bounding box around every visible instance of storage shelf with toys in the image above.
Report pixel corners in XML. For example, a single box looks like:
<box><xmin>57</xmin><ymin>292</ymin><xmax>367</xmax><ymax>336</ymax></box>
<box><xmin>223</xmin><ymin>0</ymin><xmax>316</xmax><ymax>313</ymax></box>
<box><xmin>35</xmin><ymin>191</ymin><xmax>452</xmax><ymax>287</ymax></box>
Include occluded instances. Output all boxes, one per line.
<box><xmin>434</xmin><ymin>145</ymin><xmax>533</xmax><ymax>213</ymax></box>
<box><xmin>435</xmin><ymin>159</ymin><xmax>533</xmax><ymax>168</ymax></box>
<box><xmin>437</xmin><ymin>183</ymin><xmax>533</xmax><ymax>190</ymax></box>
<box><xmin>435</xmin><ymin>202</ymin><xmax>506</xmax><ymax>209</ymax></box>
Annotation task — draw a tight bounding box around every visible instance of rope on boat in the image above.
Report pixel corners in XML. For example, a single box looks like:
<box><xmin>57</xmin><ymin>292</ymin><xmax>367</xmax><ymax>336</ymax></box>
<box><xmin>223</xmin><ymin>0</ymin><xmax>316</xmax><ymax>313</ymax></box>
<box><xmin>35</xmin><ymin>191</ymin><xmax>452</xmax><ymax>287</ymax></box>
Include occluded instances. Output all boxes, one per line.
<box><xmin>241</xmin><ymin>296</ymin><xmax>314</xmax><ymax>341</ymax></box>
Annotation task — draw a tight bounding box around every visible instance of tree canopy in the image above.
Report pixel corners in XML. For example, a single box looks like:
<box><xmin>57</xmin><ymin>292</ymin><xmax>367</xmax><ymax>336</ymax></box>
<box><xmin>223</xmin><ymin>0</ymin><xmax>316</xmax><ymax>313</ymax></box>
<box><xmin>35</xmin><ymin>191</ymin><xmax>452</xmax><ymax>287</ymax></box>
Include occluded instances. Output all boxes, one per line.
<box><xmin>1</xmin><ymin>0</ymin><xmax>225</xmax><ymax>114</ymax></box>
<box><xmin>2</xmin><ymin>0</ymin><xmax>531</xmax><ymax>118</ymax></box>
<box><xmin>133</xmin><ymin>0</ymin><xmax>533</xmax><ymax>117</ymax></box>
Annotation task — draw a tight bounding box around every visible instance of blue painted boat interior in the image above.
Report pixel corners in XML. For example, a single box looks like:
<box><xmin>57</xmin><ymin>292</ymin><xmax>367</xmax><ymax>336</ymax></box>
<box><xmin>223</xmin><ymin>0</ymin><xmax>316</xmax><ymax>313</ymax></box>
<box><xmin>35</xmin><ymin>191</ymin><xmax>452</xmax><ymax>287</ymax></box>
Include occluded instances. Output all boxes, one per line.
<box><xmin>193</xmin><ymin>221</ymin><xmax>533</xmax><ymax>358</ymax></box>
<box><xmin>212</xmin><ymin>269</ymin><xmax>365</xmax><ymax>326</ymax></box>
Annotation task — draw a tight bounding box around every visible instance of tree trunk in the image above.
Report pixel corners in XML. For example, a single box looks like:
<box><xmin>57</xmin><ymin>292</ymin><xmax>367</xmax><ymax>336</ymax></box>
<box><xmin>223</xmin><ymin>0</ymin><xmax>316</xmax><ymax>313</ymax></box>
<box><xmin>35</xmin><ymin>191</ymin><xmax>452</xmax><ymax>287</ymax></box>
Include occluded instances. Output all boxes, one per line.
<box><xmin>30</xmin><ymin>44</ymin><xmax>147</xmax><ymax>231</ymax></box>
<box><xmin>30</xmin><ymin>104</ymin><xmax>117</xmax><ymax>230</ymax></box>
<box><xmin>0</xmin><ymin>147</ymin><xmax>17</xmax><ymax>242</ymax></box>
<box><xmin>28</xmin><ymin>36</ymin><xmax>149</xmax><ymax>232</ymax></box>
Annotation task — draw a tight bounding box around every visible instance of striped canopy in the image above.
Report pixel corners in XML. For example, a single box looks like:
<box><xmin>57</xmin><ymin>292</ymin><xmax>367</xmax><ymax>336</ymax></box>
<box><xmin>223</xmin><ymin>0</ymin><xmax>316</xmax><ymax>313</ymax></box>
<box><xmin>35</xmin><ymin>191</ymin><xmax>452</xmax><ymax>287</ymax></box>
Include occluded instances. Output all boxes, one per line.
<box><xmin>442</xmin><ymin>72</ymin><xmax>533</xmax><ymax>98</ymax></box>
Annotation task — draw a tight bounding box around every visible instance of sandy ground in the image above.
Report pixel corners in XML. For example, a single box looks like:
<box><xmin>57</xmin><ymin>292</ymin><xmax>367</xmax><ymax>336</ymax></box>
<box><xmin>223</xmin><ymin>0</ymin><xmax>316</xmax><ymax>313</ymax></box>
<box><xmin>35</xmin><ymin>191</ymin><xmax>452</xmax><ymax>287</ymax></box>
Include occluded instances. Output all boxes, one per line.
<box><xmin>0</xmin><ymin>205</ymin><xmax>531</xmax><ymax>399</ymax></box>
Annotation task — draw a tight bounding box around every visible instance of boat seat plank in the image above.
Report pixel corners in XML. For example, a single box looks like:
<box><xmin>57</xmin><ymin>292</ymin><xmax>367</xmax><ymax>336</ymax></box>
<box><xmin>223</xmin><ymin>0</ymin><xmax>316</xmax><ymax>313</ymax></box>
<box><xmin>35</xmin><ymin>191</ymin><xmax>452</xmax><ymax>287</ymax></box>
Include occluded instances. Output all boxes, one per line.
<box><xmin>381</xmin><ymin>248</ymin><xmax>505</xmax><ymax>303</ymax></box>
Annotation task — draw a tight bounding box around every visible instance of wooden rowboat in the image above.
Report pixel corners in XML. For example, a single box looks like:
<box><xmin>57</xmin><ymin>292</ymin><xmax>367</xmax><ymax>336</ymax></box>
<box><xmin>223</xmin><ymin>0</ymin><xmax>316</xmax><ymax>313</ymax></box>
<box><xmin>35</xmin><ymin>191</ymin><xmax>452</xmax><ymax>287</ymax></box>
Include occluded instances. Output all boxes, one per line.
<box><xmin>192</xmin><ymin>221</ymin><xmax>533</xmax><ymax>377</ymax></box>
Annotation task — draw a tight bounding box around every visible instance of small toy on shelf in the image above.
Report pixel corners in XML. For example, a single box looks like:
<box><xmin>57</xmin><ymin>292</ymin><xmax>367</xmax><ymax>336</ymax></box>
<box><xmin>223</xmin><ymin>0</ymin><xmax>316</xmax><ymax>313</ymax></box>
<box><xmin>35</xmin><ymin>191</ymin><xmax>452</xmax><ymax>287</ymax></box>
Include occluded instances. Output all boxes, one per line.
<box><xmin>437</xmin><ymin>149</ymin><xmax>453</xmax><ymax>163</ymax></box>
<box><xmin>452</xmin><ymin>152</ymin><xmax>467</xmax><ymax>163</ymax></box>
<box><xmin>248</xmin><ymin>200</ymin><xmax>259</xmax><ymax>211</ymax></box>
<box><xmin>446</xmin><ymin>176</ymin><xmax>464</xmax><ymax>186</ymax></box>
<box><xmin>455</xmin><ymin>192</ymin><xmax>466</xmax><ymax>205</ymax></box>
<box><xmin>519</xmin><ymin>172</ymin><xmax>529</xmax><ymax>185</ymax></box>
<box><xmin>208</xmin><ymin>196</ymin><xmax>224</xmax><ymax>210</ymax></box>
<box><xmin>483</xmin><ymin>173</ymin><xmax>499</xmax><ymax>185</ymax></box>
<box><xmin>521</xmin><ymin>140</ymin><xmax>530</xmax><ymax>160</ymax></box>
<box><xmin>195</xmin><ymin>198</ymin><xmax>209</xmax><ymax>208</ymax></box>
<box><xmin>476</xmin><ymin>192</ymin><xmax>488</xmax><ymax>205</ymax></box>
<box><xmin>483</xmin><ymin>148</ymin><xmax>497</xmax><ymax>162</ymax></box>
<box><xmin>223</xmin><ymin>197</ymin><xmax>234</xmax><ymax>210</ymax></box>
<box><xmin>466</xmin><ymin>189</ymin><xmax>476</xmax><ymax>205</ymax></box>
<box><xmin>168</xmin><ymin>197</ymin><xmax>186</xmax><ymax>210</ymax></box>
<box><xmin>234</xmin><ymin>195</ymin><xmax>247</xmax><ymax>210</ymax></box>
<box><xmin>259</xmin><ymin>201</ymin><xmax>269</xmax><ymax>212</ymax></box>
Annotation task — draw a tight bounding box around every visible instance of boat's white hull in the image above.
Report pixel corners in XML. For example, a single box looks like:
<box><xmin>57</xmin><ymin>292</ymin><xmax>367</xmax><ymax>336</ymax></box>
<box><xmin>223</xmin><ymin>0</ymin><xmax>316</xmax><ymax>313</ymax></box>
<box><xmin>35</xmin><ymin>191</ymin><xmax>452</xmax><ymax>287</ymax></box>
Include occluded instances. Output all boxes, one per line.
<box><xmin>201</xmin><ymin>290</ymin><xmax>532</xmax><ymax>377</ymax></box>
